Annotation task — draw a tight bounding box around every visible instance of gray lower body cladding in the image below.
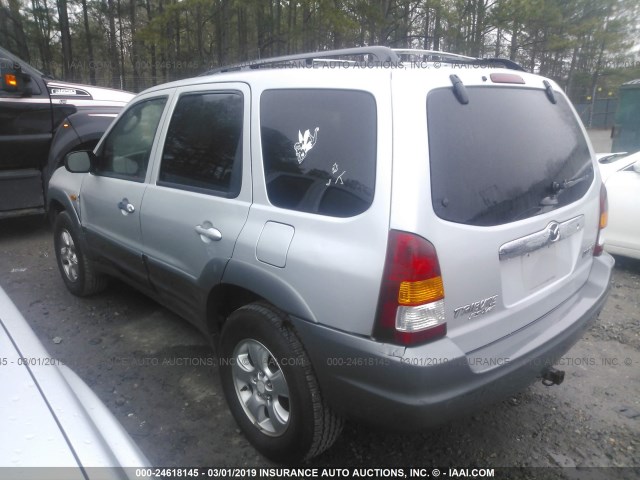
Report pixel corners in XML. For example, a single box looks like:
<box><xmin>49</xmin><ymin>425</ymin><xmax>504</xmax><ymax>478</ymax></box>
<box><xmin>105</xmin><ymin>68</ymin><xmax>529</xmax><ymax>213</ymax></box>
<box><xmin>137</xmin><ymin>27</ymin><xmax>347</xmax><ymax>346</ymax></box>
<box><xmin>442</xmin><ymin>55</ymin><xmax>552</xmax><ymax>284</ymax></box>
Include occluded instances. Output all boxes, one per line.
<box><xmin>290</xmin><ymin>254</ymin><xmax>614</xmax><ymax>430</ymax></box>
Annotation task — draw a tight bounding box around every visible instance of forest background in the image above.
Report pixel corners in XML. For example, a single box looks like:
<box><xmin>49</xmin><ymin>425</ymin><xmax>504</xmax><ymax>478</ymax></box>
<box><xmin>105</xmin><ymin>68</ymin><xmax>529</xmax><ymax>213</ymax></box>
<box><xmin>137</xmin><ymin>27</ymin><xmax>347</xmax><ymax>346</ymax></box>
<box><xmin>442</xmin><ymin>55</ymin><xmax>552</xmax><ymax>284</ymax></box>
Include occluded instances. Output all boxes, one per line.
<box><xmin>1</xmin><ymin>0</ymin><xmax>639</xmax><ymax>104</ymax></box>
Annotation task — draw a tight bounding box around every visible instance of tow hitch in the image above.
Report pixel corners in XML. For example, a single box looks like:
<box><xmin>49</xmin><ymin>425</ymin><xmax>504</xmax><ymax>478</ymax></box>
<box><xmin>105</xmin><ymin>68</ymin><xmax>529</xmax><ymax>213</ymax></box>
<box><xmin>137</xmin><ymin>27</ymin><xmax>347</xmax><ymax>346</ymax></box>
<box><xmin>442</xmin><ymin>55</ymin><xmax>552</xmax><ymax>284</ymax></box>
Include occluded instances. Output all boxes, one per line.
<box><xmin>541</xmin><ymin>367</ymin><xmax>565</xmax><ymax>386</ymax></box>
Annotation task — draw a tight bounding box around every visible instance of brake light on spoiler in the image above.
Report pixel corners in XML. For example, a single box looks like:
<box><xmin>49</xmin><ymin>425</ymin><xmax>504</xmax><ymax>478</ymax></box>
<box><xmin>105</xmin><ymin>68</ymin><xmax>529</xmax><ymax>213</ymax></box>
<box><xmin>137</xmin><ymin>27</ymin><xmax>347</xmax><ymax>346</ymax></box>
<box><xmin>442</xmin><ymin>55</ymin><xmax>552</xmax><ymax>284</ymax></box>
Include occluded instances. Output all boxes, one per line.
<box><xmin>374</xmin><ymin>231</ymin><xmax>446</xmax><ymax>346</ymax></box>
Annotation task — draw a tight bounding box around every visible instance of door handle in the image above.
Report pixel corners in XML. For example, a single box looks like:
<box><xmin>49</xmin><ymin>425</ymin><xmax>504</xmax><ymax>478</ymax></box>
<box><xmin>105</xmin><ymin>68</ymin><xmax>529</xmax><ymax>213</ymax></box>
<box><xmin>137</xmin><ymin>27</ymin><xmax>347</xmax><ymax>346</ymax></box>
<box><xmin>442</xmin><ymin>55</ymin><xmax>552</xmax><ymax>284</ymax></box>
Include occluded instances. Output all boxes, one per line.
<box><xmin>117</xmin><ymin>198</ymin><xmax>135</xmax><ymax>215</ymax></box>
<box><xmin>195</xmin><ymin>224</ymin><xmax>222</xmax><ymax>242</ymax></box>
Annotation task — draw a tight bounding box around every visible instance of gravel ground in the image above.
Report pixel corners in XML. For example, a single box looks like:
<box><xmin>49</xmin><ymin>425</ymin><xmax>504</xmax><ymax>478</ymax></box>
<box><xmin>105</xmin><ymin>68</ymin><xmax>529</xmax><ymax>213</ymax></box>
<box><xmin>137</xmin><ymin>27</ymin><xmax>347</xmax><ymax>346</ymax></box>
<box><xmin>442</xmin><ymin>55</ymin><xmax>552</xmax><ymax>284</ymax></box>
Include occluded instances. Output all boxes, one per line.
<box><xmin>0</xmin><ymin>215</ymin><xmax>638</xmax><ymax>480</ymax></box>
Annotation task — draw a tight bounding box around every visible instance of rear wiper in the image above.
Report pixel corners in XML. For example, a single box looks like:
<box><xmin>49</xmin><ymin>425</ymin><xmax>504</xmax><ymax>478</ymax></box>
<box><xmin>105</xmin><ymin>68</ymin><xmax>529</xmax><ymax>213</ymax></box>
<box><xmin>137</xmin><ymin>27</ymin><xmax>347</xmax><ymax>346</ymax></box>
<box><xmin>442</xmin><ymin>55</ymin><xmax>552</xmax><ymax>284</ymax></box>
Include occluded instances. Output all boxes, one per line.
<box><xmin>510</xmin><ymin>170</ymin><xmax>592</xmax><ymax>222</ymax></box>
<box><xmin>550</xmin><ymin>171</ymin><xmax>592</xmax><ymax>196</ymax></box>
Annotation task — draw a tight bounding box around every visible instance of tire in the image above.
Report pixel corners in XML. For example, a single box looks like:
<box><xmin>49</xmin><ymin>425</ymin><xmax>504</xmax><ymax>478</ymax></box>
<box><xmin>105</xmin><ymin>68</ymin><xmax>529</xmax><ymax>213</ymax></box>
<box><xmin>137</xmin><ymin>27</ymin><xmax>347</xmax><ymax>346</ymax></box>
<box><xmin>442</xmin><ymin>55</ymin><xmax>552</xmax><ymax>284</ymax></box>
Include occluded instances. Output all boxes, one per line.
<box><xmin>219</xmin><ymin>303</ymin><xmax>343</xmax><ymax>463</ymax></box>
<box><xmin>53</xmin><ymin>211</ymin><xmax>107</xmax><ymax>296</ymax></box>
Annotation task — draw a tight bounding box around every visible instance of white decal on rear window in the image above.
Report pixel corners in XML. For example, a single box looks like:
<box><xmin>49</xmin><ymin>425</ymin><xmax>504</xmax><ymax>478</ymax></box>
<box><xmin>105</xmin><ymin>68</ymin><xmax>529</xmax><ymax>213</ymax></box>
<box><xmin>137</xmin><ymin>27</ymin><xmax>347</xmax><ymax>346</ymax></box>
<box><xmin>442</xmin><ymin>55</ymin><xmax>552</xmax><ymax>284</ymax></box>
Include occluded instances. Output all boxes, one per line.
<box><xmin>326</xmin><ymin>162</ymin><xmax>346</xmax><ymax>186</ymax></box>
<box><xmin>294</xmin><ymin>127</ymin><xmax>319</xmax><ymax>164</ymax></box>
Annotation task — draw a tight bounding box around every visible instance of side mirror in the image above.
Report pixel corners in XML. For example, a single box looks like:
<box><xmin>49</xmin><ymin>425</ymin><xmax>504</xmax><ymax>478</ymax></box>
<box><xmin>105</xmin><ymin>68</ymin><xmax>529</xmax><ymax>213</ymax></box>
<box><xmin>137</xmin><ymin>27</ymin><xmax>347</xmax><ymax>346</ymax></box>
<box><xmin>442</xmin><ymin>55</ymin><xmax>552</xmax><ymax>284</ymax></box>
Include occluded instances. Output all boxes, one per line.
<box><xmin>0</xmin><ymin>57</ymin><xmax>27</xmax><ymax>95</ymax></box>
<box><xmin>64</xmin><ymin>151</ymin><xmax>93</xmax><ymax>173</ymax></box>
<box><xmin>633</xmin><ymin>160</ymin><xmax>640</xmax><ymax>174</ymax></box>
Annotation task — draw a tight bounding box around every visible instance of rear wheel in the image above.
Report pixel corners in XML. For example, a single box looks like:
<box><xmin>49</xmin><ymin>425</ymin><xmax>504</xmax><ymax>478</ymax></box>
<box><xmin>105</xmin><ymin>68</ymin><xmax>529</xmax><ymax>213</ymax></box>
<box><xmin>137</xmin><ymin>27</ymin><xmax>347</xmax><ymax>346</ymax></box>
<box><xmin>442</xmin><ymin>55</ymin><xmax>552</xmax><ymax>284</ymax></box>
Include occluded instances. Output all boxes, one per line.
<box><xmin>219</xmin><ymin>303</ymin><xmax>343</xmax><ymax>462</ymax></box>
<box><xmin>53</xmin><ymin>211</ymin><xmax>107</xmax><ymax>296</ymax></box>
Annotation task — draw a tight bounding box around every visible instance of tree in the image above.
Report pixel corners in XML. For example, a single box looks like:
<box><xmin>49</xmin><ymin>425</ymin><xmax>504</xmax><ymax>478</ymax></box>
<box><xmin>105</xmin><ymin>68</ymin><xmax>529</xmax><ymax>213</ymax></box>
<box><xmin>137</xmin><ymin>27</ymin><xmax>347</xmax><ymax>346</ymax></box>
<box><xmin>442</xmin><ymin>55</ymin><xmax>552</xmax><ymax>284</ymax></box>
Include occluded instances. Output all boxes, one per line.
<box><xmin>56</xmin><ymin>0</ymin><xmax>72</xmax><ymax>80</ymax></box>
<box><xmin>1</xmin><ymin>0</ymin><xmax>637</xmax><ymax>99</ymax></box>
<box><xmin>80</xmin><ymin>0</ymin><xmax>96</xmax><ymax>84</ymax></box>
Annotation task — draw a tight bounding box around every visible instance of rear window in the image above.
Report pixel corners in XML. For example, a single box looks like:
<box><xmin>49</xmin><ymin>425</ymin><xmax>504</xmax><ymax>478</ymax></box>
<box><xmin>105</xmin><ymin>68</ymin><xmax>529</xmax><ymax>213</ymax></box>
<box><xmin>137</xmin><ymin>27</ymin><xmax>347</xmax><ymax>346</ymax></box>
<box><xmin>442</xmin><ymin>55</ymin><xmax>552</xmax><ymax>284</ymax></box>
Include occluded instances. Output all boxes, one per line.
<box><xmin>261</xmin><ymin>89</ymin><xmax>376</xmax><ymax>217</ymax></box>
<box><xmin>428</xmin><ymin>87</ymin><xmax>593</xmax><ymax>226</ymax></box>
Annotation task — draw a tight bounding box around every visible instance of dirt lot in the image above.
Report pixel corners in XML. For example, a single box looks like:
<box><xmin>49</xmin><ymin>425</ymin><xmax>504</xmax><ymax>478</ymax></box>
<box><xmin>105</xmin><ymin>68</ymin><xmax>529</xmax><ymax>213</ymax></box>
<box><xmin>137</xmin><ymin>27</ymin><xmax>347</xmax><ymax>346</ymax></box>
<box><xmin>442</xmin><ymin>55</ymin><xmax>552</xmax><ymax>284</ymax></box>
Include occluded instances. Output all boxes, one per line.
<box><xmin>0</xmin><ymin>215</ymin><xmax>638</xmax><ymax>479</ymax></box>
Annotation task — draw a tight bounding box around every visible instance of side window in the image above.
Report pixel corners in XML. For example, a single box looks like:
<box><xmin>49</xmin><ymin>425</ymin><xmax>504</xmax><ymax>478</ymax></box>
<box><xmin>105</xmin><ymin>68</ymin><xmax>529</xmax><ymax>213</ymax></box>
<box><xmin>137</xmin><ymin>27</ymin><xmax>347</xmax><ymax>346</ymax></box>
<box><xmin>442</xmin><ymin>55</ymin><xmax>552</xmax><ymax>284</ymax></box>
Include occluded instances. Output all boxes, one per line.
<box><xmin>260</xmin><ymin>89</ymin><xmax>376</xmax><ymax>217</ymax></box>
<box><xmin>94</xmin><ymin>97</ymin><xmax>167</xmax><ymax>181</ymax></box>
<box><xmin>158</xmin><ymin>92</ymin><xmax>243</xmax><ymax>197</ymax></box>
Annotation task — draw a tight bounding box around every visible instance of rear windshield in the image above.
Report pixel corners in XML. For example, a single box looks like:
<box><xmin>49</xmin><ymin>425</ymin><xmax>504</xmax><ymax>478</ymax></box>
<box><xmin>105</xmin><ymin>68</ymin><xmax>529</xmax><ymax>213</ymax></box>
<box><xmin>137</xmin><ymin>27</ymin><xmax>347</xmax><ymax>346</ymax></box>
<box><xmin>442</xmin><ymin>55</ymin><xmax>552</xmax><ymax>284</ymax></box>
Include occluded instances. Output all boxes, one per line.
<box><xmin>427</xmin><ymin>87</ymin><xmax>593</xmax><ymax>226</ymax></box>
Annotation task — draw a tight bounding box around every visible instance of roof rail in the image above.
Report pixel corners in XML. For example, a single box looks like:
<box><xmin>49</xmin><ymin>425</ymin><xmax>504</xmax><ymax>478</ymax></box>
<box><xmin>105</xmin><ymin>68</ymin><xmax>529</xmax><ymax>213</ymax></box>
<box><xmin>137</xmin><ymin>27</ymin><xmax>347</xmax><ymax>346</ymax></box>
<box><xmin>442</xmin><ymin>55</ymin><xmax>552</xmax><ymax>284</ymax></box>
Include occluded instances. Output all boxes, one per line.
<box><xmin>393</xmin><ymin>49</ymin><xmax>524</xmax><ymax>71</ymax></box>
<box><xmin>393</xmin><ymin>49</ymin><xmax>476</xmax><ymax>62</ymax></box>
<box><xmin>200</xmin><ymin>45</ymin><xmax>524</xmax><ymax>75</ymax></box>
<box><xmin>201</xmin><ymin>46</ymin><xmax>401</xmax><ymax>75</ymax></box>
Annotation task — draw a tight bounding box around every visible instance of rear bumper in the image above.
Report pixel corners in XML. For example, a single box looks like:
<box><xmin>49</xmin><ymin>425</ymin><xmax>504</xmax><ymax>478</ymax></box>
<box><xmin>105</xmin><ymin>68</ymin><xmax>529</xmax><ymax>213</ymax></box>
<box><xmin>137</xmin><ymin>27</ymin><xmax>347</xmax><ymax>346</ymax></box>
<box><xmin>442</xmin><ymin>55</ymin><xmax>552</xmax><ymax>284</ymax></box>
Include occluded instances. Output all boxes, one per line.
<box><xmin>291</xmin><ymin>253</ymin><xmax>614</xmax><ymax>430</ymax></box>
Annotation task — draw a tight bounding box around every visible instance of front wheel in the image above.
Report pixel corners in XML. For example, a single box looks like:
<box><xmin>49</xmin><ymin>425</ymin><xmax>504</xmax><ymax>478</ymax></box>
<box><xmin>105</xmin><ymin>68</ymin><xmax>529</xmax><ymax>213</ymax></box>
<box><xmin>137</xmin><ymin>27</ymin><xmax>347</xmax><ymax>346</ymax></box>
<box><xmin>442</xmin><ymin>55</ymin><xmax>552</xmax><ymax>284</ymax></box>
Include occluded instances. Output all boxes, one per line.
<box><xmin>53</xmin><ymin>211</ymin><xmax>107</xmax><ymax>296</ymax></box>
<box><xmin>219</xmin><ymin>303</ymin><xmax>343</xmax><ymax>462</ymax></box>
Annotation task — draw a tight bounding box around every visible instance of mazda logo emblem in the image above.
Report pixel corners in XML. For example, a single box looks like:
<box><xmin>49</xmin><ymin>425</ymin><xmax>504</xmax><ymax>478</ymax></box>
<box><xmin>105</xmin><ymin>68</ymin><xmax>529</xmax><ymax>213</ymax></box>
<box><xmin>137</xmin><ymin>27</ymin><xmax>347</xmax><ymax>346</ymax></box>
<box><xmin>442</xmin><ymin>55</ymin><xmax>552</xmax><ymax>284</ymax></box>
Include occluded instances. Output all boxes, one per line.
<box><xmin>548</xmin><ymin>222</ymin><xmax>560</xmax><ymax>242</ymax></box>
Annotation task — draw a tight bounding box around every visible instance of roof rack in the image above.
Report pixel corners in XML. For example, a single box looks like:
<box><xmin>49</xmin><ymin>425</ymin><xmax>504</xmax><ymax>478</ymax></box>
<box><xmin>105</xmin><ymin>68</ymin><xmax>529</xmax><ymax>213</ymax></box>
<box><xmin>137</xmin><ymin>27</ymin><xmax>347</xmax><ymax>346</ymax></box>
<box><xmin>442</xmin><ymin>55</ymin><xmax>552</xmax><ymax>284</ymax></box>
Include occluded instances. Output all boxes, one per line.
<box><xmin>201</xmin><ymin>46</ymin><xmax>401</xmax><ymax>75</ymax></box>
<box><xmin>200</xmin><ymin>46</ymin><xmax>524</xmax><ymax>75</ymax></box>
<box><xmin>393</xmin><ymin>49</ymin><xmax>524</xmax><ymax>71</ymax></box>
<box><xmin>393</xmin><ymin>49</ymin><xmax>475</xmax><ymax>62</ymax></box>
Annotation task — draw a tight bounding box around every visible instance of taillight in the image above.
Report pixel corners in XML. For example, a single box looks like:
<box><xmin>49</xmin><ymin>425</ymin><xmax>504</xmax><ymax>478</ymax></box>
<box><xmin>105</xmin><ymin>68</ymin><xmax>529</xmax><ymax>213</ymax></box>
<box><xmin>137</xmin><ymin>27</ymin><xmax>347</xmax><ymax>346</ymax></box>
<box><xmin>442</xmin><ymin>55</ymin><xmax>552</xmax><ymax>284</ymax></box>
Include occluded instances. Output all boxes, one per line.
<box><xmin>374</xmin><ymin>231</ymin><xmax>446</xmax><ymax>346</ymax></box>
<box><xmin>594</xmin><ymin>184</ymin><xmax>608</xmax><ymax>256</ymax></box>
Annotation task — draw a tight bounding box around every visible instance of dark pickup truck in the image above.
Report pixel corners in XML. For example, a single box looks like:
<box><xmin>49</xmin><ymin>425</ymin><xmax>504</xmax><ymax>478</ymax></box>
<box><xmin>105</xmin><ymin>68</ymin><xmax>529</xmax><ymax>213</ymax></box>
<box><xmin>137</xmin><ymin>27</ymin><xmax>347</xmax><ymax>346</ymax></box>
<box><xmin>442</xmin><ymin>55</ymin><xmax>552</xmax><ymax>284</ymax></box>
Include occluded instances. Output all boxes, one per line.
<box><xmin>0</xmin><ymin>46</ymin><xmax>133</xmax><ymax>219</ymax></box>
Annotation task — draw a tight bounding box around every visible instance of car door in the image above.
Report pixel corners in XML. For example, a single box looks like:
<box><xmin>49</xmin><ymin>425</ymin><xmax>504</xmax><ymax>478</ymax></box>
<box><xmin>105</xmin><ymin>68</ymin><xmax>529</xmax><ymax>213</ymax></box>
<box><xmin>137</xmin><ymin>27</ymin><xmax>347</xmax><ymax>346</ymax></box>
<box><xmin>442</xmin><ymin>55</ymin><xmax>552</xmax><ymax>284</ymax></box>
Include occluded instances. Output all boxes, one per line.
<box><xmin>0</xmin><ymin>54</ymin><xmax>52</xmax><ymax>172</ymax></box>
<box><xmin>80</xmin><ymin>94</ymin><xmax>170</xmax><ymax>288</ymax></box>
<box><xmin>0</xmin><ymin>58</ymin><xmax>55</xmax><ymax>213</ymax></box>
<box><xmin>140</xmin><ymin>84</ymin><xmax>251</xmax><ymax>320</ymax></box>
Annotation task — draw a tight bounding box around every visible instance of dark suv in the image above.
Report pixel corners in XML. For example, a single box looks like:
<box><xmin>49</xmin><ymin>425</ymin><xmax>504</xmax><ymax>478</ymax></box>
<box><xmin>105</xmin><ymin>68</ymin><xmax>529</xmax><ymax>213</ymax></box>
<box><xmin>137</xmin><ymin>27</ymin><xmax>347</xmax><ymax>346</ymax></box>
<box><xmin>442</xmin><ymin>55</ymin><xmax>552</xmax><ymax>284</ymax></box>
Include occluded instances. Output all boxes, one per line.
<box><xmin>0</xmin><ymin>46</ymin><xmax>132</xmax><ymax>218</ymax></box>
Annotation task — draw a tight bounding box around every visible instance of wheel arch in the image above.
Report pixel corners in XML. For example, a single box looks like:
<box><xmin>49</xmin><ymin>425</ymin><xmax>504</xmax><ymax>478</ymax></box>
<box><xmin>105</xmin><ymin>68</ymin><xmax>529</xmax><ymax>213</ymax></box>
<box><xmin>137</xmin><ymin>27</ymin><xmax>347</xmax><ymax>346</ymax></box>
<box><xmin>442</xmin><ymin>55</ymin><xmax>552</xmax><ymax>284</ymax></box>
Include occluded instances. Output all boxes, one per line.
<box><xmin>206</xmin><ymin>260</ymin><xmax>317</xmax><ymax>340</ymax></box>
<box><xmin>44</xmin><ymin>110</ymin><xmax>118</xmax><ymax>184</ymax></box>
<box><xmin>46</xmin><ymin>187</ymin><xmax>88</xmax><ymax>257</ymax></box>
<box><xmin>46</xmin><ymin>190</ymin><xmax>80</xmax><ymax>227</ymax></box>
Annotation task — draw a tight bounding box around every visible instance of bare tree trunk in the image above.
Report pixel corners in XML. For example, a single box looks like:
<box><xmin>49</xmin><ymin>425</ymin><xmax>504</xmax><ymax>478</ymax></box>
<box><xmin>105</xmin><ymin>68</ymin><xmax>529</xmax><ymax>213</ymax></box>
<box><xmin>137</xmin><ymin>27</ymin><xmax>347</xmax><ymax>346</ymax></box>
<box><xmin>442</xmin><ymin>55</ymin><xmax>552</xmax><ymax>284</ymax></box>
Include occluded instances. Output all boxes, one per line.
<box><xmin>57</xmin><ymin>0</ymin><xmax>73</xmax><ymax>80</ymax></box>
<box><xmin>288</xmin><ymin>0</ymin><xmax>296</xmax><ymax>54</ymax></box>
<box><xmin>509</xmin><ymin>17</ymin><xmax>519</xmax><ymax>61</ymax></box>
<box><xmin>256</xmin><ymin>0</ymin><xmax>267</xmax><ymax>57</ymax></box>
<box><xmin>215</xmin><ymin>0</ymin><xmax>229</xmax><ymax>64</ymax></box>
<box><xmin>333</xmin><ymin>0</ymin><xmax>343</xmax><ymax>49</ymax></box>
<box><xmin>117</xmin><ymin>0</ymin><xmax>125</xmax><ymax>89</ymax></box>
<box><xmin>174</xmin><ymin>1</ymin><xmax>180</xmax><ymax>62</ymax></box>
<box><xmin>472</xmin><ymin>0</ymin><xmax>486</xmax><ymax>57</ymax></box>
<box><xmin>144</xmin><ymin>0</ymin><xmax>157</xmax><ymax>85</ymax></box>
<box><xmin>129</xmin><ymin>0</ymin><xmax>140</xmax><ymax>91</ymax></box>
<box><xmin>423</xmin><ymin>0</ymin><xmax>431</xmax><ymax>50</ymax></box>
<box><xmin>32</xmin><ymin>0</ymin><xmax>53</xmax><ymax>73</ymax></box>
<box><xmin>302</xmin><ymin>1</ymin><xmax>311</xmax><ymax>51</ymax></box>
<box><xmin>433</xmin><ymin>2</ymin><xmax>441</xmax><ymax>51</ymax></box>
<box><xmin>237</xmin><ymin>4</ymin><xmax>247</xmax><ymax>60</ymax></box>
<box><xmin>529</xmin><ymin>30</ymin><xmax>538</xmax><ymax>72</ymax></box>
<box><xmin>276</xmin><ymin>0</ymin><xmax>282</xmax><ymax>54</ymax></box>
<box><xmin>566</xmin><ymin>44</ymin><xmax>579</xmax><ymax>99</ymax></box>
<box><xmin>81</xmin><ymin>0</ymin><xmax>96</xmax><ymax>84</ymax></box>
<box><xmin>105</xmin><ymin>0</ymin><xmax>120</xmax><ymax>88</ymax></box>
<box><xmin>158</xmin><ymin>0</ymin><xmax>167</xmax><ymax>82</ymax></box>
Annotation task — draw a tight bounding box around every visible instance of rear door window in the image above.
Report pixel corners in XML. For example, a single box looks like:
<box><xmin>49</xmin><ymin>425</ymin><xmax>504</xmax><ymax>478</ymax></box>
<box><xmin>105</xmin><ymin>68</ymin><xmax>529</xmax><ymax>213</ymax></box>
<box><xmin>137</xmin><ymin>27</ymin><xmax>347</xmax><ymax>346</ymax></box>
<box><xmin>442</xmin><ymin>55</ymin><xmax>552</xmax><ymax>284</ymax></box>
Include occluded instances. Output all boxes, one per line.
<box><xmin>427</xmin><ymin>87</ymin><xmax>593</xmax><ymax>226</ymax></box>
<box><xmin>261</xmin><ymin>89</ymin><xmax>376</xmax><ymax>217</ymax></box>
<box><xmin>158</xmin><ymin>92</ymin><xmax>243</xmax><ymax>197</ymax></box>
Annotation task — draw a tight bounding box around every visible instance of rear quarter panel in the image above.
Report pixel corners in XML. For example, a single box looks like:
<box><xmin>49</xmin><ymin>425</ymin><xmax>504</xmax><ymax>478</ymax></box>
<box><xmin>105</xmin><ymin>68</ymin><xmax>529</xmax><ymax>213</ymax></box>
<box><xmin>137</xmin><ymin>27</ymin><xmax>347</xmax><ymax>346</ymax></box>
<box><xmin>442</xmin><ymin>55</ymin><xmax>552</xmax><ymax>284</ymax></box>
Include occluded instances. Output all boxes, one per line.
<box><xmin>230</xmin><ymin>70</ymin><xmax>394</xmax><ymax>336</ymax></box>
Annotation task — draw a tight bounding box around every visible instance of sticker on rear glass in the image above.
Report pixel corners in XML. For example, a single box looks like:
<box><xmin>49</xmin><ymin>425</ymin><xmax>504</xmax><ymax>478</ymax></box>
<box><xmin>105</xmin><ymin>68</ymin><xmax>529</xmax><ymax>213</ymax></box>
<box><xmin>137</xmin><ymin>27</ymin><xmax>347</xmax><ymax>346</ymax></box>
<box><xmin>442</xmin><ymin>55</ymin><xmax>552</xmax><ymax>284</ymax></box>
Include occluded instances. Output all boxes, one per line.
<box><xmin>294</xmin><ymin>127</ymin><xmax>319</xmax><ymax>164</ymax></box>
<box><xmin>326</xmin><ymin>162</ymin><xmax>346</xmax><ymax>186</ymax></box>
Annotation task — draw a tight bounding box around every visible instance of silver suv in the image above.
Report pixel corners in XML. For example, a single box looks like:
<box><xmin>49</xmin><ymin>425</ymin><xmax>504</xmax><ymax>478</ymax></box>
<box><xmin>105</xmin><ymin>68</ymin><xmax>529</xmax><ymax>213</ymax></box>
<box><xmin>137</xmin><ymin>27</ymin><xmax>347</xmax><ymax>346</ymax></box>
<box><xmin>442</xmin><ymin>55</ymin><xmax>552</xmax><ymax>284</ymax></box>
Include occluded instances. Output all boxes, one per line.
<box><xmin>47</xmin><ymin>47</ymin><xmax>613</xmax><ymax>462</ymax></box>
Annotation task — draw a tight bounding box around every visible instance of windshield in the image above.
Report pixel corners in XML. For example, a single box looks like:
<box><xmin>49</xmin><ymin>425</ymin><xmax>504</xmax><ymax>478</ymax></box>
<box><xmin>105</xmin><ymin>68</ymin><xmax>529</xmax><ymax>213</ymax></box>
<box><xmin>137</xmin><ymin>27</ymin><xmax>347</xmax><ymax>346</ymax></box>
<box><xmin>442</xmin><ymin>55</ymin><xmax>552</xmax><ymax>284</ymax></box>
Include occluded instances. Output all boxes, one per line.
<box><xmin>427</xmin><ymin>86</ymin><xmax>593</xmax><ymax>226</ymax></box>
